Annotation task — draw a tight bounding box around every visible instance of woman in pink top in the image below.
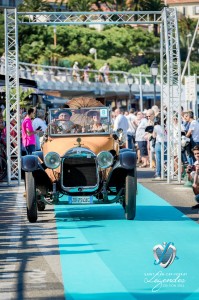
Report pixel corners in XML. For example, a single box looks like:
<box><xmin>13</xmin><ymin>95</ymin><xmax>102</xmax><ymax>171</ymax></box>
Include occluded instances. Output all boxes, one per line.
<box><xmin>21</xmin><ymin>108</ymin><xmax>40</xmax><ymax>154</ymax></box>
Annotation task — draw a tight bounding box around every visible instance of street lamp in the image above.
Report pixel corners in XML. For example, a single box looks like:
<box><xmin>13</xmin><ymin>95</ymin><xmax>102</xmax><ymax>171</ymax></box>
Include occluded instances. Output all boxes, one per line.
<box><xmin>187</xmin><ymin>33</ymin><xmax>192</xmax><ymax>76</ymax></box>
<box><xmin>150</xmin><ymin>60</ymin><xmax>158</xmax><ymax>106</ymax></box>
<box><xmin>89</xmin><ymin>48</ymin><xmax>97</xmax><ymax>60</ymax></box>
<box><xmin>127</xmin><ymin>74</ymin><xmax>133</xmax><ymax>110</ymax></box>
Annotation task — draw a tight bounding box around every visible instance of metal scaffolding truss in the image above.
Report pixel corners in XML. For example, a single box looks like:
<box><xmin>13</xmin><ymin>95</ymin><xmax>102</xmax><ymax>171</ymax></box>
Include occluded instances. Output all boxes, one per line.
<box><xmin>161</xmin><ymin>9</ymin><xmax>182</xmax><ymax>183</ymax></box>
<box><xmin>4</xmin><ymin>8</ymin><xmax>181</xmax><ymax>184</ymax></box>
<box><xmin>4</xmin><ymin>9</ymin><xmax>21</xmax><ymax>185</ymax></box>
<box><xmin>17</xmin><ymin>11</ymin><xmax>162</xmax><ymax>25</ymax></box>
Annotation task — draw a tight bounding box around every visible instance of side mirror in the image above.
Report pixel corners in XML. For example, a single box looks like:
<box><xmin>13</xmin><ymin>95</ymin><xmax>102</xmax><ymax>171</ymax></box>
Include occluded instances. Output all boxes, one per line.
<box><xmin>117</xmin><ymin>128</ymin><xmax>123</xmax><ymax>134</ymax></box>
<box><xmin>112</xmin><ymin>133</ymin><xmax>118</xmax><ymax>140</ymax></box>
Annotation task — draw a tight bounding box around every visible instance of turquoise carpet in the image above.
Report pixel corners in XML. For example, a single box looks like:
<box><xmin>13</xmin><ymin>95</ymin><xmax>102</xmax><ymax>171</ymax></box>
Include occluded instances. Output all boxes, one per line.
<box><xmin>55</xmin><ymin>184</ymin><xmax>199</xmax><ymax>300</ymax></box>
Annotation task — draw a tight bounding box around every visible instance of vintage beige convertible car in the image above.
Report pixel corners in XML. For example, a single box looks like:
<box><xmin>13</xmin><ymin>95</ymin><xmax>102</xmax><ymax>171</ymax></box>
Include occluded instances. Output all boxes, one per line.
<box><xmin>22</xmin><ymin>97</ymin><xmax>137</xmax><ymax>223</ymax></box>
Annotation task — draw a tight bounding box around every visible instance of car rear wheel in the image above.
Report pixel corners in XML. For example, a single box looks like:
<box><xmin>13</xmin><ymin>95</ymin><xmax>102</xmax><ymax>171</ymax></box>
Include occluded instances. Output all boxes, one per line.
<box><xmin>125</xmin><ymin>172</ymin><xmax>136</xmax><ymax>220</ymax></box>
<box><xmin>25</xmin><ymin>172</ymin><xmax>38</xmax><ymax>223</ymax></box>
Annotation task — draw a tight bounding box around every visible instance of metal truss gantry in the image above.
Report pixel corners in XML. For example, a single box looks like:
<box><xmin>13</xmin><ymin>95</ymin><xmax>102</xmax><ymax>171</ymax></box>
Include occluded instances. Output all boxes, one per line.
<box><xmin>4</xmin><ymin>9</ymin><xmax>181</xmax><ymax>184</ymax></box>
<box><xmin>161</xmin><ymin>9</ymin><xmax>182</xmax><ymax>183</ymax></box>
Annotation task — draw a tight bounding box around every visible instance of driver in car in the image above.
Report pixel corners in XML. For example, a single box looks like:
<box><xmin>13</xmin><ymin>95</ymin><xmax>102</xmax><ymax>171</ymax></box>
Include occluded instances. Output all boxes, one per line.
<box><xmin>51</xmin><ymin>110</ymin><xmax>75</xmax><ymax>134</ymax></box>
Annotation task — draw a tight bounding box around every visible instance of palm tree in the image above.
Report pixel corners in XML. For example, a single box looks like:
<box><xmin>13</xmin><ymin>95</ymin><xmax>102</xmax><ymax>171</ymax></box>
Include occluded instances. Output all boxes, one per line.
<box><xmin>141</xmin><ymin>0</ymin><xmax>165</xmax><ymax>36</ymax></box>
<box><xmin>125</xmin><ymin>0</ymin><xmax>142</xmax><ymax>11</ymax></box>
<box><xmin>53</xmin><ymin>0</ymin><xmax>95</xmax><ymax>11</ymax></box>
<box><xmin>18</xmin><ymin>0</ymin><xmax>52</xmax><ymax>12</ymax></box>
<box><xmin>67</xmin><ymin>0</ymin><xmax>96</xmax><ymax>11</ymax></box>
<box><xmin>43</xmin><ymin>43</ymin><xmax>64</xmax><ymax>66</ymax></box>
<box><xmin>141</xmin><ymin>0</ymin><xmax>165</xmax><ymax>11</ymax></box>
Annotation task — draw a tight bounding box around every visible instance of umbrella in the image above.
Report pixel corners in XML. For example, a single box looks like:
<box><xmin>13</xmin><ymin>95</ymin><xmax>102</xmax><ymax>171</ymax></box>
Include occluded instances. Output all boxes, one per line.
<box><xmin>71</xmin><ymin>111</ymin><xmax>94</xmax><ymax>127</ymax></box>
<box><xmin>68</xmin><ymin>97</ymin><xmax>104</xmax><ymax>109</ymax></box>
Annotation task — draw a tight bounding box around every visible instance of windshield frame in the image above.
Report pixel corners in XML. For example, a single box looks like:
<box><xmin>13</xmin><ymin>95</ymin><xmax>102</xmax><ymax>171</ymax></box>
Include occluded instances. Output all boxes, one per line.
<box><xmin>48</xmin><ymin>107</ymin><xmax>111</xmax><ymax>137</ymax></box>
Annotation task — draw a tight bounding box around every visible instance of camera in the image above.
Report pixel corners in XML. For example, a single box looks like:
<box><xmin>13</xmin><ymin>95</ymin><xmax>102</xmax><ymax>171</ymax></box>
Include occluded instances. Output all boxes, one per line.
<box><xmin>187</xmin><ymin>165</ymin><xmax>195</xmax><ymax>174</ymax></box>
<box><xmin>148</xmin><ymin>135</ymin><xmax>154</xmax><ymax>142</ymax></box>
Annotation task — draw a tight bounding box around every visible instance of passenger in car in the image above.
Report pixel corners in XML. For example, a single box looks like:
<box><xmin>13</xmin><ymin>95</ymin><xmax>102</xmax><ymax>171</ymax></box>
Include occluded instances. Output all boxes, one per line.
<box><xmin>91</xmin><ymin>113</ymin><xmax>104</xmax><ymax>132</ymax></box>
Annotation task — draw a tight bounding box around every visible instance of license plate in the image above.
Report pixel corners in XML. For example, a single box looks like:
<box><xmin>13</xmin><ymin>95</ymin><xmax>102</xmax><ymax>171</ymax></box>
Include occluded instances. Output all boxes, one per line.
<box><xmin>70</xmin><ymin>196</ymin><xmax>93</xmax><ymax>204</ymax></box>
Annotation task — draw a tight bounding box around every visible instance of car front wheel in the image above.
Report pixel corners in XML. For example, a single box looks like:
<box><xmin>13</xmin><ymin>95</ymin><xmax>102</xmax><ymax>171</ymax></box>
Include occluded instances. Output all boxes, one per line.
<box><xmin>25</xmin><ymin>172</ymin><xmax>38</xmax><ymax>223</ymax></box>
<box><xmin>125</xmin><ymin>172</ymin><xmax>136</xmax><ymax>220</ymax></box>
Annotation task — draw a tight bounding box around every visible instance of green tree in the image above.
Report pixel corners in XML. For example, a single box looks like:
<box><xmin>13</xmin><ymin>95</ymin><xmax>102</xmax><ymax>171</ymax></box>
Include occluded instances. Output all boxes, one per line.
<box><xmin>0</xmin><ymin>13</ymin><xmax>4</xmax><ymax>56</ymax></box>
<box><xmin>129</xmin><ymin>64</ymin><xmax>150</xmax><ymax>74</ymax></box>
<box><xmin>178</xmin><ymin>17</ymin><xmax>198</xmax><ymax>62</ymax></box>
<box><xmin>17</xmin><ymin>24</ymin><xmax>159</xmax><ymax>70</ymax></box>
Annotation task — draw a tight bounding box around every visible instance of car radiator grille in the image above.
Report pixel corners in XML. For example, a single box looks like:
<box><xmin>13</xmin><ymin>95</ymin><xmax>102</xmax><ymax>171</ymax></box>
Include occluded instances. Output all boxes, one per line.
<box><xmin>62</xmin><ymin>157</ymin><xmax>97</xmax><ymax>187</ymax></box>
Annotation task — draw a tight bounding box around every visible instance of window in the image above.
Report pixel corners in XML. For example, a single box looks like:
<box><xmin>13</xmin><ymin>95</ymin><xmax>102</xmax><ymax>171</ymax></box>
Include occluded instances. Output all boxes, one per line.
<box><xmin>195</xmin><ymin>6</ymin><xmax>199</xmax><ymax>15</ymax></box>
<box><xmin>0</xmin><ymin>0</ymin><xmax>17</xmax><ymax>7</ymax></box>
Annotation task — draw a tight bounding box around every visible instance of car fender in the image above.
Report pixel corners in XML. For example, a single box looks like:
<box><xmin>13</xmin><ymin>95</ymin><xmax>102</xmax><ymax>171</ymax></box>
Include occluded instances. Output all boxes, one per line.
<box><xmin>21</xmin><ymin>155</ymin><xmax>40</xmax><ymax>172</ymax></box>
<box><xmin>32</xmin><ymin>151</ymin><xmax>44</xmax><ymax>162</ymax></box>
<box><xmin>119</xmin><ymin>151</ymin><xmax>136</xmax><ymax>169</ymax></box>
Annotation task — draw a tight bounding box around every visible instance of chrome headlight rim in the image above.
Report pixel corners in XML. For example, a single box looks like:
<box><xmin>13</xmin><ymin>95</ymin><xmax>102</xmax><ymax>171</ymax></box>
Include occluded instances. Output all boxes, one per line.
<box><xmin>44</xmin><ymin>151</ymin><xmax>61</xmax><ymax>169</ymax></box>
<box><xmin>97</xmin><ymin>151</ymin><xmax>113</xmax><ymax>169</ymax></box>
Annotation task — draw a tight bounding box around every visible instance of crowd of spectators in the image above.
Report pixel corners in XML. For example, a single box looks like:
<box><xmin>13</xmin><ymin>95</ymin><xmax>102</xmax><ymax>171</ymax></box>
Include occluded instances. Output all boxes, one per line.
<box><xmin>111</xmin><ymin>106</ymin><xmax>199</xmax><ymax>182</ymax></box>
<box><xmin>112</xmin><ymin>106</ymin><xmax>164</xmax><ymax>179</ymax></box>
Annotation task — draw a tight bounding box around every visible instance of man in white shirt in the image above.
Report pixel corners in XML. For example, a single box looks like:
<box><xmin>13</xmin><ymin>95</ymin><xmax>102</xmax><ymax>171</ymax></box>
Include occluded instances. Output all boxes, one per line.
<box><xmin>185</xmin><ymin>111</ymin><xmax>199</xmax><ymax>164</ymax></box>
<box><xmin>126</xmin><ymin>108</ymin><xmax>136</xmax><ymax>150</ymax></box>
<box><xmin>113</xmin><ymin>108</ymin><xmax>129</xmax><ymax>145</ymax></box>
<box><xmin>135</xmin><ymin>111</ymin><xmax>148</xmax><ymax>167</ymax></box>
<box><xmin>32</xmin><ymin>109</ymin><xmax>47</xmax><ymax>151</ymax></box>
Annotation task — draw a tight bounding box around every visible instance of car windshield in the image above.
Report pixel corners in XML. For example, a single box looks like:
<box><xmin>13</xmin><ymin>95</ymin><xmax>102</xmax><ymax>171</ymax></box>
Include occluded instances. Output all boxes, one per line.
<box><xmin>48</xmin><ymin>107</ymin><xmax>111</xmax><ymax>136</ymax></box>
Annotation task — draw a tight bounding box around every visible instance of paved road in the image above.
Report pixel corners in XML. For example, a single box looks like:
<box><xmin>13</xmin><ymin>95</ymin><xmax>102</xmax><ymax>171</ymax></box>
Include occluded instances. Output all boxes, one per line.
<box><xmin>0</xmin><ymin>169</ymin><xmax>199</xmax><ymax>300</ymax></box>
<box><xmin>0</xmin><ymin>184</ymin><xmax>65</xmax><ymax>300</ymax></box>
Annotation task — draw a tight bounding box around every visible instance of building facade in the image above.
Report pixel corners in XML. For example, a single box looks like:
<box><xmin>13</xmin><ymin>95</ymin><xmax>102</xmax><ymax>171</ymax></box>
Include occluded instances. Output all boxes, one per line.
<box><xmin>166</xmin><ymin>0</ymin><xmax>199</xmax><ymax>18</ymax></box>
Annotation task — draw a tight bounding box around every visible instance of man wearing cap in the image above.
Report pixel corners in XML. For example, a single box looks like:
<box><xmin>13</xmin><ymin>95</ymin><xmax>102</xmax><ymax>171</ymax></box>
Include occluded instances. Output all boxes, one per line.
<box><xmin>53</xmin><ymin>110</ymin><xmax>74</xmax><ymax>134</ymax></box>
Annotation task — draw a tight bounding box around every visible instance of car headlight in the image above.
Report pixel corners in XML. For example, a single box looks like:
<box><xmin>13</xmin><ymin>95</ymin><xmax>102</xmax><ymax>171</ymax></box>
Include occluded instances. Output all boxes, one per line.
<box><xmin>97</xmin><ymin>151</ymin><xmax>113</xmax><ymax>169</ymax></box>
<box><xmin>44</xmin><ymin>152</ymin><xmax>61</xmax><ymax>169</ymax></box>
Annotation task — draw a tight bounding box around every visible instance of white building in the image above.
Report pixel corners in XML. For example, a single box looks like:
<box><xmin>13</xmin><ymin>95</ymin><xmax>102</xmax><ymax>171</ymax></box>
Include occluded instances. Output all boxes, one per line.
<box><xmin>166</xmin><ymin>0</ymin><xmax>199</xmax><ymax>19</ymax></box>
